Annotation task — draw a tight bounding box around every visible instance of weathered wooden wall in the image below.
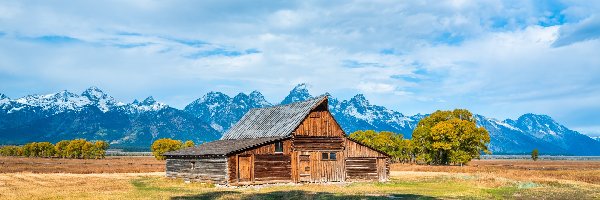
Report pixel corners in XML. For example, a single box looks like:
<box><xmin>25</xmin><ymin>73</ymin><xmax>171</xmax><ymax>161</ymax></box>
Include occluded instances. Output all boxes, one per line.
<box><xmin>293</xmin><ymin>103</ymin><xmax>345</xmax><ymax>137</ymax></box>
<box><xmin>236</xmin><ymin>139</ymin><xmax>292</xmax><ymax>155</ymax></box>
<box><xmin>166</xmin><ymin>157</ymin><xmax>227</xmax><ymax>184</ymax></box>
<box><xmin>343</xmin><ymin>139</ymin><xmax>389</xmax><ymax>182</ymax></box>
<box><xmin>227</xmin><ymin>139</ymin><xmax>293</xmax><ymax>184</ymax></box>
<box><xmin>293</xmin><ymin>137</ymin><xmax>344</xmax><ymax>151</ymax></box>
<box><xmin>298</xmin><ymin>151</ymin><xmax>345</xmax><ymax>182</ymax></box>
<box><xmin>345</xmin><ymin>157</ymin><xmax>378</xmax><ymax>181</ymax></box>
<box><xmin>344</xmin><ymin>139</ymin><xmax>388</xmax><ymax>158</ymax></box>
<box><xmin>254</xmin><ymin>154</ymin><xmax>292</xmax><ymax>182</ymax></box>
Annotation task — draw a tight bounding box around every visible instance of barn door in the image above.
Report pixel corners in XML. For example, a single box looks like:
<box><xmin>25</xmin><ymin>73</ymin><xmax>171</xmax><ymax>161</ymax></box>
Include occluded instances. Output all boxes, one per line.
<box><xmin>238</xmin><ymin>155</ymin><xmax>252</xmax><ymax>182</ymax></box>
<box><xmin>298</xmin><ymin>155</ymin><xmax>311</xmax><ymax>182</ymax></box>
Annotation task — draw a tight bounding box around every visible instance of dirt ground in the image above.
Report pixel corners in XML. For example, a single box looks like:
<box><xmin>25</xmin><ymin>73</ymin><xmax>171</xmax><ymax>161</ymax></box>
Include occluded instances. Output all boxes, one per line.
<box><xmin>0</xmin><ymin>156</ymin><xmax>165</xmax><ymax>173</ymax></box>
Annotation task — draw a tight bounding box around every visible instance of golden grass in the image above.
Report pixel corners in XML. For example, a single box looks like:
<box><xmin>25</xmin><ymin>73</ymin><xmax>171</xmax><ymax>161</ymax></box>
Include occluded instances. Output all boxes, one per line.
<box><xmin>0</xmin><ymin>157</ymin><xmax>598</xmax><ymax>199</ymax></box>
<box><xmin>0</xmin><ymin>156</ymin><xmax>164</xmax><ymax>173</ymax></box>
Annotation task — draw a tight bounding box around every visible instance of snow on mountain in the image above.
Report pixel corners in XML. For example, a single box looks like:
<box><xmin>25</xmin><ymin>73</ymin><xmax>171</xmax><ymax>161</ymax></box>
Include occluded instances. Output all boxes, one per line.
<box><xmin>14</xmin><ymin>90</ymin><xmax>91</xmax><ymax>114</ymax></box>
<box><xmin>331</xmin><ymin>94</ymin><xmax>419</xmax><ymax>137</ymax></box>
<box><xmin>81</xmin><ymin>86</ymin><xmax>119</xmax><ymax>112</ymax></box>
<box><xmin>281</xmin><ymin>83</ymin><xmax>311</xmax><ymax>105</ymax></box>
<box><xmin>1</xmin><ymin>87</ymin><xmax>125</xmax><ymax>114</ymax></box>
<box><xmin>279</xmin><ymin>84</ymin><xmax>417</xmax><ymax>137</ymax></box>
<box><xmin>184</xmin><ymin>91</ymin><xmax>272</xmax><ymax>132</ymax></box>
<box><xmin>0</xmin><ymin>88</ymin><xmax>217</xmax><ymax>147</ymax></box>
<box><xmin>0</xmin><ymin>93</ymin><xmax>9</xmax><ymax>104</ymax></box>
<box><xmin>123</xmin><ymin>96</ymin><xmax>168</xmax><ymax>113</ymax></box>
<box><xmin>2</xmin><ymin>84</ymin><xmax>599</xmax><ymax>155</ymax></box>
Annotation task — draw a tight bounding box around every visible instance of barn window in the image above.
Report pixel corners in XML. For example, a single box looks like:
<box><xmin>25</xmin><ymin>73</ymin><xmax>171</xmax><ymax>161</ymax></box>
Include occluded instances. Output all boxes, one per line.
<box><xmin>275</xmin><ymin>141</ymin><xmax>283</xmax><ymax>153</ymax></box>
<box><xmin>321</xmin><ymin>152</ymin><xmax>337</xmax><ymax>160</ymax></box>
<box><xmin>191</xmin><ymin>161</ymin><xmax>196</xmax><ymax>169</ymax></box>
<box><xmin>329</xmin><ymin>152</ymin><xmax>337</xmax><ymax>160</ymax></box>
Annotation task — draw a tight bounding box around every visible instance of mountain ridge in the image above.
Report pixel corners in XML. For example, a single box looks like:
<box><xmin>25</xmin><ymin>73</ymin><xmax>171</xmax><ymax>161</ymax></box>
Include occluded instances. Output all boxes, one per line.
<box><xmin>1</xmin><ymin>85</ymin><xmax>599</xmax><ymax>155</ymax></box>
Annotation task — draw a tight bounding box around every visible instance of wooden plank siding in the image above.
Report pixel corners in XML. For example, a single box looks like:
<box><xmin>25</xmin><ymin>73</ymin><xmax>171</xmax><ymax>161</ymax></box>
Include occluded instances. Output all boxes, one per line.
<box><xmin>227</xmin><ymin>139</ymin><xmax>293</xmax><ymax>184</ymax></box>
<box><xmin>293</xmin><ymin>104</ymin><xmax>345</xmax><ymax>137</ymax></box>
<box><xmin>304</xmin><ymin>151</ymin><xmax>345</xmax><ymax>182</ymax></box>
<box><xmin>165</xmin><ymin>157</ymin><xmax>227</xmax><ymax>184</ymax></box>
<box><xmin>254</xmin><ymin>154</ymin><xmax>292</xmax><ymax>182</ymax></box>
<box><xmin>344</xmin><ymin>138</ymin><xmax>390</xmax><ymax>182</ymax></box>
<box><xmin>344</xmin><ymin>139</ymin><xmax>388</xmax><ymax>158</ymax></box>
<box><xmin>345</xmin><ymin>157</ymin><xmax>378</xmax><ymax>181</ymax></box>
<box><xmin>293</xmin><ymin>136</ymin><xmax>344</xmax><ymax>151</ymax></box>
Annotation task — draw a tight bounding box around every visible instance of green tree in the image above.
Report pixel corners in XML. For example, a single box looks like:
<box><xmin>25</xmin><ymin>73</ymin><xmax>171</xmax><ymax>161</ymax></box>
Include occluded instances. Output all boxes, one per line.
<box><xmin>349</xmin><ymin>130</ymin><xmax>413</xmax><ymax>163</ymax></box>
<box><xmin>183</xmin><ymin>140</ymin><xmax>195</xmax><ymax>148</ymax></box>
<box><xmin>151</xmin><ymin>138</ymin><xmax>183</xmax><ymax>160</ymax></box>
<box><xmin>55</xmin><ymin>140</ymin><xmax>70</xmax><ymax>158</ymax></box>
<box><xmin>412</xmin><ymin>109</ymin><xmax>490</xmax><ymax>165</ymax></box>
<box><xmin>531</xmin><ymin>149</ymin><xmax>539</xmax><ymax>161</ymax></box>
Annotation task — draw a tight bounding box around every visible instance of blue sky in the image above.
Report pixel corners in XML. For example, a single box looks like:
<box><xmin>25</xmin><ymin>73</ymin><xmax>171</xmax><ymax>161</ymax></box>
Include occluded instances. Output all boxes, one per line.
<box><xmin>1</xmin><ymin>0</ymin><xmax>599</xmax><ymax>136</ymax></box>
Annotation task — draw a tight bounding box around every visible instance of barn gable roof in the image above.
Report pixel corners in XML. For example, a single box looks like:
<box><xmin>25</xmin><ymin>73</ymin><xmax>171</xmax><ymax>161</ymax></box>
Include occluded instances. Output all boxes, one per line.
<box><xmin>164</xmin><ymin>136</ymin><xmax>287</xmax><ymax>157</ymax></box>
<box><xmin>220</xmin><ymin>95</ymin><xmax>328</xmax><ymax>140</ymax></box>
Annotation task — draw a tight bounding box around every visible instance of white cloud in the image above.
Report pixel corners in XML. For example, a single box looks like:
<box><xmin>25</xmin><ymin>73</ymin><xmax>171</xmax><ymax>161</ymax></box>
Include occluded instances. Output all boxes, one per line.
<box><xmin>0</xmin><ymin>0</ymin><xmax>600</xmax><ymax>134</ymax></box>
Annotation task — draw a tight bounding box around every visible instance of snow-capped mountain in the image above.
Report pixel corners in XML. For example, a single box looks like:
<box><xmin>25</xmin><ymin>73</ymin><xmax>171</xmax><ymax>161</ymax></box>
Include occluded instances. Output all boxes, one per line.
<box><xmin>122</xmin><ymin>96</ymin><xmax>168</xmax><ymax>114</ymax></box>
<box><xmin>280</xmin><ymin>83</ymin><xmax>311</xmax><ymax>105</ymax></box>
<box><xmin>81</xmin><ymin>86</ymin><xmax>120</xmax><ymax>112</ymax></box>
<box><xmin>0</xmin><ymin>87</ymin><xmax>219</xmax><ymax>147</ymax></box>
<box><xmin>278</xmin><ymin>84</ymin><xmax>600</xmax><ymax>155</ymax></box>
<box><xmin>184</xmin><ymin>91</ymin><xmax>271</xmax><ymax>132</ymax></box>
<box><xmin>1</xmin><ymin>84</ymin><xmax>599</xmax><ymax>155</ymax></box>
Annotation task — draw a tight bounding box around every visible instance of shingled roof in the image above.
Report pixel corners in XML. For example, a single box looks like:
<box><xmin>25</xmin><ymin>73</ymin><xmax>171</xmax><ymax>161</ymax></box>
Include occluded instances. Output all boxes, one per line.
<box><xmin>164</xmin><ymin>136</ymin><xmax>286</xmax><ymax>157</ymax></box>
<box><xmin>220</xmin><ymin>95</ymin><xmax>328</xmax><ymax>140</ymax></box>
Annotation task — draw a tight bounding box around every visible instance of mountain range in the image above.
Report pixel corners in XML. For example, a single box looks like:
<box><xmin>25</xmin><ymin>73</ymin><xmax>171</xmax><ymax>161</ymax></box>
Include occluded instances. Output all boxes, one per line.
<box><xmin>1</xmin><ymin>84</ymin><xmax>599</xmax><ymax>155</ymax></box>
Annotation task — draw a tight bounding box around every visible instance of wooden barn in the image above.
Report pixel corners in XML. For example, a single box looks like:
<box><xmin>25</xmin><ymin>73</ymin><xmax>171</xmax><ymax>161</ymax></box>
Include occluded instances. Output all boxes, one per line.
<box><xmin>164</xmin><ymin>95</ymin><xmax>390</xmax><ymax>185</ymax></box>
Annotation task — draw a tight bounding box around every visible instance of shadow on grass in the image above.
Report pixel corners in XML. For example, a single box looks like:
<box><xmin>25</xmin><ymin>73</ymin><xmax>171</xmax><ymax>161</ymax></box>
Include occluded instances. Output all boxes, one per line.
<box><xmin>171</xmin><ymin>190</ymin><xmax>439</xmax><ymax>200</ymax></box>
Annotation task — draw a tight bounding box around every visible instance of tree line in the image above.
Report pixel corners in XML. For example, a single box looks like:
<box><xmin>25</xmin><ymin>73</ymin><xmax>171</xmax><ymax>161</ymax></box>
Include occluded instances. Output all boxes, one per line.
<box><xmin>0</xmin><ymin>139</ymin><xmax>109</xmax><ymax>159</ymax></box>
<box><xmin>151</xmin><ymin>138</ymin><xmax>195</xmax><ymax>160</ymax></box>
<box><xmin>350</xmin><ymin>109</ymin><xmax>491</xmax><ymax>165</ymax></box>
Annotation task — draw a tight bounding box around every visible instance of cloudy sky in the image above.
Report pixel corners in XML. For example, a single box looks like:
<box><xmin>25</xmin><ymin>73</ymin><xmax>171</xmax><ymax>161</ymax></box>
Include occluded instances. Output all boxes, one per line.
<box><xmin>0</xmin><ymin>0</ymin><xmax>599</xmax><ymax>136</ymax></box>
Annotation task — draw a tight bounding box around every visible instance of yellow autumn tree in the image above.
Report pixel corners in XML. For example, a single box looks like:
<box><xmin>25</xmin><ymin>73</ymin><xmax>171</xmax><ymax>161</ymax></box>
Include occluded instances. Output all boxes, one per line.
<box><xmin>151</xmin><ymin>138</ymin><xmax>183</xmax><ymax>160</ymax></box>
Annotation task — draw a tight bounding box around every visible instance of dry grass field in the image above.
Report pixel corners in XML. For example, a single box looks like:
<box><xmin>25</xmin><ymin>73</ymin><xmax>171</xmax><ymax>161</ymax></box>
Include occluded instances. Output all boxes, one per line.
<box><xmin>0</xmin><ymin>157</ymin><xmax>598</xmax><ymax>199</ymax></box>
<box><xmin>0</xmin><ymin>156</ymin><xmax>165</xmax><ymax>173</ymax></box>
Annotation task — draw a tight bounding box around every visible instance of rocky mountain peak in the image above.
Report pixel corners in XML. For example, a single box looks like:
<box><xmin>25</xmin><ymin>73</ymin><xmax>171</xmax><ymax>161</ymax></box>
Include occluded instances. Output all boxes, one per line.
<box><xmin>515</xmin><ymin>113</ymin><xmax>564</xmax><ymax>134</ymax></box>
<box><xmin>249</xmin><ymin>91</ymin><xmax>271</xmax><ymax>107</ymax></box>
<box><xmin>141</xmin><ymin>96</ymin><xmax>157</xmax><ymax>105</ymax></box>
<box><xmin>281</xmin><ymin>83</ymin><xmax>312</xmax><ymax>105</ymax></box>
<box><xmin>81</xmin><ymin>86</ymin><xmax>107</xmax><ymax>100</ymax></box>
<box><xmin>349</xmin><ymin>94</ymin><xmax>369</xmax><ymax>106</ymax></box>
